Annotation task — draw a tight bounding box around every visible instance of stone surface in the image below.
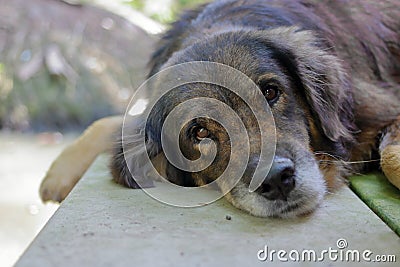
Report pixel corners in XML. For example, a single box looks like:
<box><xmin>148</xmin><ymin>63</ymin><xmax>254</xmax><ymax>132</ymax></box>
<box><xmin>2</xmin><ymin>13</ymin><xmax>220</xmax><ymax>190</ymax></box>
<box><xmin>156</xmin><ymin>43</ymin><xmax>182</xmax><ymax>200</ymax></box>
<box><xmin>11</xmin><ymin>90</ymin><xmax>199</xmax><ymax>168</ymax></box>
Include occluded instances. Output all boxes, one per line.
<box><xmin>16</xmin><ymin>155</ymin><xmax>400</xmax><ymax>266</ymax></box>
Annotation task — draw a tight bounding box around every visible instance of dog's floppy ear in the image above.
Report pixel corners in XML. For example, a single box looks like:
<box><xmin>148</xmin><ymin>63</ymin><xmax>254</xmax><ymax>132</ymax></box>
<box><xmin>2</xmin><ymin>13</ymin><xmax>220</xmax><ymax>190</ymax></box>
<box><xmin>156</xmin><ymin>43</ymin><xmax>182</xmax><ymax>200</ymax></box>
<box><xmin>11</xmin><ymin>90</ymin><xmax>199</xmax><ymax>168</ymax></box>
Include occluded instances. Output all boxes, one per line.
<box><xmin>110</xmin><ymin>116</ymin><xmax>162</xmax><ymax>189</ymax></box>
<box><xmin>148</xmin><ymin>4</ymin><xmax>207</xmax><ymax>77</ymax></box>
<box><xmin>263</xmin><ymin>27</ymin><xmax>357</xmax><ymax>155</ymax></box>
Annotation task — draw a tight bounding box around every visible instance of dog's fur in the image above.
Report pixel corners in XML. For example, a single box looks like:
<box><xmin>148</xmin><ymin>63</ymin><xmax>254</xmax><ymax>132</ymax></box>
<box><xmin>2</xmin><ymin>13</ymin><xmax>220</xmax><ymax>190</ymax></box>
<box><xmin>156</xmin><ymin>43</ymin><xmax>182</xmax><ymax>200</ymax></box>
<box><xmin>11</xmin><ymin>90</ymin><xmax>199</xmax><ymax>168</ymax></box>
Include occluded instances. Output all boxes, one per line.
<box><xmin>40</xmin><ymin>0</ymin><xmax>400</xmax><ymax>218</ymax></box>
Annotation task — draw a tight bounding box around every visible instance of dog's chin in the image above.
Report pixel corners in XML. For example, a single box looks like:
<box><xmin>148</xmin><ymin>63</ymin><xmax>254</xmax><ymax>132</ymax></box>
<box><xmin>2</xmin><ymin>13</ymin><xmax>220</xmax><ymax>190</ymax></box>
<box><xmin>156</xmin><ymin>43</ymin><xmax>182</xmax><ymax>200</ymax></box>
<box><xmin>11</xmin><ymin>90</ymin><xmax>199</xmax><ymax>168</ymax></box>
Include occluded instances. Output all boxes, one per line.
<box><xmin>225</xmin><ymin>160</ymin><xmax>327</xmax><ymax>218</ymax></box>
<box><xmin>226</xmin><ymin>183</ymin><xmax>325</xmax><ymax>218</ymax></box>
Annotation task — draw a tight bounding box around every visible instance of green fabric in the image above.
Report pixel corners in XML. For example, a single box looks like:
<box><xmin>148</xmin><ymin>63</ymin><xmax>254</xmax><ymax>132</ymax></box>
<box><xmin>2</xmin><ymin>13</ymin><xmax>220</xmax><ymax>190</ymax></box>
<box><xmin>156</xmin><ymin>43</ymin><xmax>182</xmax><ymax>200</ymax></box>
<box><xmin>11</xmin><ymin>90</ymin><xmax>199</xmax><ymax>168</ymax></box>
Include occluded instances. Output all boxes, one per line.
<box><xmin>349</xmin><ymin>173</ymin><xmax>400</xmax><ymax>237</ymax></box>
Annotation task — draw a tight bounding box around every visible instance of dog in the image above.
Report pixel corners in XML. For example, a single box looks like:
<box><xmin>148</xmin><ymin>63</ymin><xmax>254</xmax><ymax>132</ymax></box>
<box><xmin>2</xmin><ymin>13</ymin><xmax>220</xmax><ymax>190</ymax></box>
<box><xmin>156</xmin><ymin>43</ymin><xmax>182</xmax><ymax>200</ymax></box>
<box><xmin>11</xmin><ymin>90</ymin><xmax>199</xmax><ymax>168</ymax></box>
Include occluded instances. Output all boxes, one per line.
<box><xmin>40</xmin><ymin>0</ymin><xmax>400</xmax><ymax>218</ymax></box>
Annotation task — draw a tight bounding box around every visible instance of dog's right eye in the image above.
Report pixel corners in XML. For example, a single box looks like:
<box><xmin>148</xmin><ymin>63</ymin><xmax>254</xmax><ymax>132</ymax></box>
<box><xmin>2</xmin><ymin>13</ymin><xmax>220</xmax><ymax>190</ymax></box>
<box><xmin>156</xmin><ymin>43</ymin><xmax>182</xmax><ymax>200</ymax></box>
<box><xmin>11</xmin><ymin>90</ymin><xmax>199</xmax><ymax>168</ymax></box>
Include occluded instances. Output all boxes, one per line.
<box><xmin>262</xmin><ymin>84</ymin><xmax>280</xmax><ymax>103</ymax></box>
<box><xmin>258</xmin><ymin>78</ymin><xmax>281</xmax><ymax>104</ymax></box>
<box><xmin>194</xmin><ymin>127</ymin><xmax>209</xmax><ymax>141</ymax></box>
<box><xmin>189</xmin><ymin>125</ymin><xmax>210</xmax><ymax>141</ymax></box>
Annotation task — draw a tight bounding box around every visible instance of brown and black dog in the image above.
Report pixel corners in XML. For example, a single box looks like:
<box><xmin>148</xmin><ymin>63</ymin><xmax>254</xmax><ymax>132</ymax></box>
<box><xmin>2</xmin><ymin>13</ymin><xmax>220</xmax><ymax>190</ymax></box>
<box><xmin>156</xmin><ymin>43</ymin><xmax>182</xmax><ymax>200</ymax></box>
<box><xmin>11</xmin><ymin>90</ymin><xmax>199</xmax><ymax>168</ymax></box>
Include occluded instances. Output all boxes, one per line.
<box><xmin>40</xmin><ymin>0</ymin><xmax>400</xmax><ymax>217</ymax></box>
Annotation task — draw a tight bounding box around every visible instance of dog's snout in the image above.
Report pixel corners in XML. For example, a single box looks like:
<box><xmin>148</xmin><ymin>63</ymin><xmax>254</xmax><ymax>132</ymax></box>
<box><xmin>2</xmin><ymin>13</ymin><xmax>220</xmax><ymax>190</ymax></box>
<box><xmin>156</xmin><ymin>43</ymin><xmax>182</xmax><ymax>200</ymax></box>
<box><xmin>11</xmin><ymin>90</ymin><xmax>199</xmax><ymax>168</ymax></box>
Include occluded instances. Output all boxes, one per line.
<box><xmin>261</xmin><ymin>157</ymin><xmax>295</xmax><ymax>201</ymax></box>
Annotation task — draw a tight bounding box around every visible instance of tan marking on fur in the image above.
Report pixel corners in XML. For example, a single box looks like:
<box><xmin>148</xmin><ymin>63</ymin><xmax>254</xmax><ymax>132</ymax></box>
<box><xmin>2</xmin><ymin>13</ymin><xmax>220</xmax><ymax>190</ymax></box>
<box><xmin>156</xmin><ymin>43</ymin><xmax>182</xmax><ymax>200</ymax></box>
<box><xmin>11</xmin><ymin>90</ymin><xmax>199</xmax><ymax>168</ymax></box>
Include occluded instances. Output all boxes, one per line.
<box><xmin>151</xmin><ymin>152</ymin><xmax>168</xmax><ymax>180</ymax></box>
<box><xmin>316</xmin><ymin>155</ymin><xmax>347</xmax><ymax>191</ymax></box>
<box><xmin>309</xmin><ymin>120</ymin><xmax>320</xmax><ymax>142</ymax></box>
<box><xmin>307</xmin><ymin>114</ymin><xmax>346</xmax><ymax>191</ymax></box>
<box><xmin>257</xmin><ymin>73</ymin><xmax>279</xmax><ymax>81</ymax></box>
<box><xmin>320</xmin><ymin>162</ymin><xmax>347</xmax><ymax>191</ymax></box>
<box><xmin>307</xmin><ymin>114</ymin><xmax>326</xmax><ymax>151</ymax></box>
<box><xmin>40</xmin><ymin>116</ymin><xmax>123</xmax><ymax>202</ymax></box>
<box><xmin>379</xmin><ymin>116</ymin><xmax>400</xmax><ymax>189</ymax></box>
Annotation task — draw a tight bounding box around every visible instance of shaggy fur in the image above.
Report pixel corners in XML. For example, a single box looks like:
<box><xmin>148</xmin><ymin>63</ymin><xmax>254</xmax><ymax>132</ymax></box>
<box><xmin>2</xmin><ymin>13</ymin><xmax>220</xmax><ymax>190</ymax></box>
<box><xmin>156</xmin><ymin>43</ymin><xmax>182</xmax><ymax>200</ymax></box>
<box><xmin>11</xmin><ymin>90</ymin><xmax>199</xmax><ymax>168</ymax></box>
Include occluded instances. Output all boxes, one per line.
<box><xmin>41</xmin><ymin>0</ymin><xmax>400</xmax><ymax>218</ymax></box>
<box><xmin>110</xmin><ymin>0</ymin><xmax>400</xmax><ymax>217</ymax></box>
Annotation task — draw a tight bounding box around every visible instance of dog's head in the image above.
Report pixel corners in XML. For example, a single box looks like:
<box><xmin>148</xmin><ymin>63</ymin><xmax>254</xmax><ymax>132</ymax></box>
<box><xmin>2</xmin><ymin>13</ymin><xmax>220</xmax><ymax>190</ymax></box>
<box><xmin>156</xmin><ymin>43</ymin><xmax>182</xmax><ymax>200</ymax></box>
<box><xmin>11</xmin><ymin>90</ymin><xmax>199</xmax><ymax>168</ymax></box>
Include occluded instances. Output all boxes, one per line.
<box><xmin>112</xmin><ymin>27</ymin><xmax>356</xmax><ymax>217</ymax></box>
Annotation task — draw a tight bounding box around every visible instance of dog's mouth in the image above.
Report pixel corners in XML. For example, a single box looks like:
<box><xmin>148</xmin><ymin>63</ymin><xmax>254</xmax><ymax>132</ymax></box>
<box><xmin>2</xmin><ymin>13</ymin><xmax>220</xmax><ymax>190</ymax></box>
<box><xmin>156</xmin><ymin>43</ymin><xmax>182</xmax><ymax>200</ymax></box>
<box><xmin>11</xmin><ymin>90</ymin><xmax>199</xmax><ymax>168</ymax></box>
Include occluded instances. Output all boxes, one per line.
<box><xmin>262</xmin><ymin>192</ymin><xmax>323</xmax><ymax>218</ymax></box>
<box><xmin>270</xmin><ymin>196</ymin><xmax>316</xmax><ymax>218</ymax></box>
<box><xmin>254</xmin><ymin>187</ymin><xmax>309</xmax><ymax>217</ymax></box>
<box><xmin>226</xmin><ymin>153</ymin><xmax>327</xmax><ymax>218</ymax></box>
<box><xmin>274</xmin><ymin>199</ymin><xmax>303</xmax><ymax>216</ymax></box>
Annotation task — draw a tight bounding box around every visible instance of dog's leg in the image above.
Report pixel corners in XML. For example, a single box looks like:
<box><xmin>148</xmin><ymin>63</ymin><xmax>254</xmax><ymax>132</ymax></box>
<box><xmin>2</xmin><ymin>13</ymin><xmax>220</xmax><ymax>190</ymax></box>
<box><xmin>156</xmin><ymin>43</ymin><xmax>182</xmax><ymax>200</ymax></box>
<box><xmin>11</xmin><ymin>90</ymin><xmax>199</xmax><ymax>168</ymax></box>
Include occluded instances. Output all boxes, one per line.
<box><xmin>40</xmin><ymin>115</ymin><xmax>123</xmax><ymax>202</ymax></box>
<box><xmin>379</xmin><ymin>116</ymin><xmax>400</xmax><ymax>189</ymax></box>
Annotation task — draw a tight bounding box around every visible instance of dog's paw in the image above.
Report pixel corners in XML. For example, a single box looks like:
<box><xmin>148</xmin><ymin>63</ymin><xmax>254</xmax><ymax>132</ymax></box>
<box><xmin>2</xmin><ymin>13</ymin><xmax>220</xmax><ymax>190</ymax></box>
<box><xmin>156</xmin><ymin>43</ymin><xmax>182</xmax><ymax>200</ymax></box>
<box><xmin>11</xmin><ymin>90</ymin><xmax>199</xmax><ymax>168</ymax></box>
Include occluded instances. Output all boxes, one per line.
<box><xmin>39</xmin><ymin>145</ymin><xmax>90</xmax><ymax>202</ymax></box>
<box><xmin>40</xmin><ymin>172</ymin><xmax>78</xmax><ymax>203</ymax></box>
<box><xmin>380</xmin><ymin>144</ymin><xmax>400</xmax><ymax>190</ymax></box>
<box><xmin>39</xmin><ymin>116</ymin><xmax>123</xmax><ymax>202</ymax></box>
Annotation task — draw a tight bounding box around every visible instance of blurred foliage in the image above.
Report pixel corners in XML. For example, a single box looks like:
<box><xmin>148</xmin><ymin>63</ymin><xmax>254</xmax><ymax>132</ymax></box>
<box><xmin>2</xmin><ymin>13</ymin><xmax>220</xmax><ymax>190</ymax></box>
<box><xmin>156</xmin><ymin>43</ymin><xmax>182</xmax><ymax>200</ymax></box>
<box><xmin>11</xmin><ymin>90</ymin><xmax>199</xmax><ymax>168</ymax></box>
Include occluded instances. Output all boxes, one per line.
<box><xmin>1</xmin><ymin>55</ymin><xmax>113</xmax><ymax>131</ymax></box>
<box><xmin>127</xmin><ymin>0</ymin><xmax>145</xmax><ymax>10</ymax></box>
<box><xmin>0</xmin><ymin>0</ymin><xmax>155</xmax><ymax>132</ymax></box>
<box><xmin>0</xmin><ymin>0</ymin><xmax>207</xmax><ymax>132</ymax></box>
<box><xmin>125</xmin><ymin>0</ymin><xmax>208</xmax><ymax>23</ymax></box>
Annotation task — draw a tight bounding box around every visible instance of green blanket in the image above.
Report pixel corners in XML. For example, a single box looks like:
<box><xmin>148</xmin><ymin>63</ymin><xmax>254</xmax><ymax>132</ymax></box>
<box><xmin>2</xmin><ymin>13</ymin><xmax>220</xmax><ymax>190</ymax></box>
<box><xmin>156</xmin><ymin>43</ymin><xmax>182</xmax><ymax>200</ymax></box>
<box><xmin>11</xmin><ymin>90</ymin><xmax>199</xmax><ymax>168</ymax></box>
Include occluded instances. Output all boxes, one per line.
<box><xmin>350</xmin><ymin>173</ymin><xmax>400</xmax><ymax>236</ymax></box>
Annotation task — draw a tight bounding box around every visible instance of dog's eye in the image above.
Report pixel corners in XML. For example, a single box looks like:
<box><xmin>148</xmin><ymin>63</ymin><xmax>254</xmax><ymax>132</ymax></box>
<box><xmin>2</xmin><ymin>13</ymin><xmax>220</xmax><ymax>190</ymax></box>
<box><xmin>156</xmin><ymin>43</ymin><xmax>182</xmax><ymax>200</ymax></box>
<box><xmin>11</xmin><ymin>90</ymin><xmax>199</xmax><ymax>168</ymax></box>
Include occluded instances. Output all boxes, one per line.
<box><xmin>262</xmin><ymin>85</ymin><xmax>280</xmax><ymax>102</ymax></box>
<box><xmin>193</xmin><ymin>127</ymin><xmax>209</xmax><ymax>141</ymax></box>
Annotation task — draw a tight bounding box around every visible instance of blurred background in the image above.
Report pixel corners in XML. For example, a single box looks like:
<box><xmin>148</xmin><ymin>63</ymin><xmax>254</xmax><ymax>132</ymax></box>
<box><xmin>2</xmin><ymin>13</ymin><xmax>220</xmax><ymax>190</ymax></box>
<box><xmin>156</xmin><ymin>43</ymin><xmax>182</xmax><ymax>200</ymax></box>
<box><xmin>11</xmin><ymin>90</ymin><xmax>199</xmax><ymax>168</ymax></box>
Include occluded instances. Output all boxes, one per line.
<box><xmin>0</xmin><ymin>0</ymin><xmax>206</xmax><ymax>266</ymax></box>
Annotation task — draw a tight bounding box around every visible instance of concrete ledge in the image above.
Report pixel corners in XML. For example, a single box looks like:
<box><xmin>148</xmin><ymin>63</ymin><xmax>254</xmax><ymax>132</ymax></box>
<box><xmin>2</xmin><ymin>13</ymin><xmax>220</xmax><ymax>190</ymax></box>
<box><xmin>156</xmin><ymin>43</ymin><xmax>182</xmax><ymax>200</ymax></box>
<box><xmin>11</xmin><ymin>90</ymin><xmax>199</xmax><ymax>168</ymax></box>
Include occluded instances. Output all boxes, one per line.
<box><xmin>16</xmin><ymin>155</ymin><xmax>400</xmax><ymax>266</ymax></box>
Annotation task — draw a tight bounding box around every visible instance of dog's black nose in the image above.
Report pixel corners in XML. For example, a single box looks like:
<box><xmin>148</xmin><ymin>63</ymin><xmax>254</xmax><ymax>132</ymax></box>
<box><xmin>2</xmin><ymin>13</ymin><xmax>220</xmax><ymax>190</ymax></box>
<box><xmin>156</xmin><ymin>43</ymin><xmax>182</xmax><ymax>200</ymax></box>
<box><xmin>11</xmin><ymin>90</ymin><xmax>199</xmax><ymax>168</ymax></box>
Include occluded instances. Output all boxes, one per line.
<box><xmin>261</xmin><ymin>156</ymin><xmax>295</xmax><ymax>201</ymax></box>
